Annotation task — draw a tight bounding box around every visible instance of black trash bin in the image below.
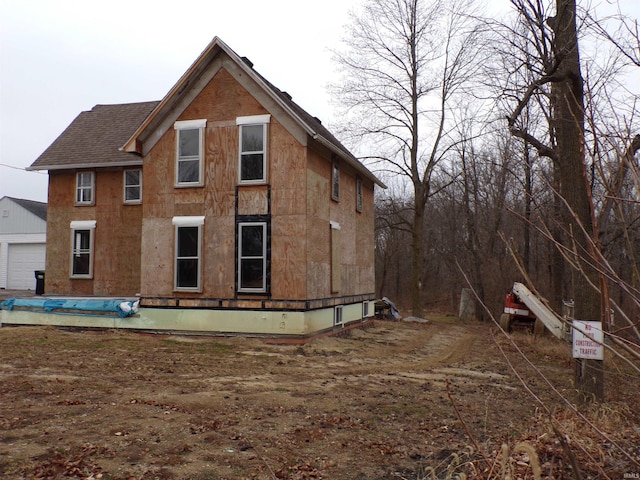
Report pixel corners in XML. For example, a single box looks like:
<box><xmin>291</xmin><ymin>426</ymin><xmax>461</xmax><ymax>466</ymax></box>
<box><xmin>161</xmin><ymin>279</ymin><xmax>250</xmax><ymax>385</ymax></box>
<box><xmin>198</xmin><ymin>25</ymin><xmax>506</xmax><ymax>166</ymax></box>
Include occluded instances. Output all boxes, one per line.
<box><xmin>35</xmin><ymin>270</ymin><xmax>45</xmax><ymax>295</ymax></box>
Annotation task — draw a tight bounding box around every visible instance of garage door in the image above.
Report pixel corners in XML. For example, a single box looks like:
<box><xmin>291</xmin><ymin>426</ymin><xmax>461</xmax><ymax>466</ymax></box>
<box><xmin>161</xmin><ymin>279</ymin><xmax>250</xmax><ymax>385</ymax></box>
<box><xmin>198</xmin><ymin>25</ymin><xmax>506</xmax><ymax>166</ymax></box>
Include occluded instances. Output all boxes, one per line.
<box><xmin>7</xmin><ymin>243</ymin><xmax>46</xmax><ymax>290</ymax></box>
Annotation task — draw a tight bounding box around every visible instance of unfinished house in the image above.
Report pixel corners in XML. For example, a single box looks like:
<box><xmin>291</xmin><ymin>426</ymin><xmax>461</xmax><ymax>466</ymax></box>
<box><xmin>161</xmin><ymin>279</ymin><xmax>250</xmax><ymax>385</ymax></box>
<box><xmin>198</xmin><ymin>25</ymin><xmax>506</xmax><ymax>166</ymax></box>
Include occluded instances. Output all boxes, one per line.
<box><xmin>4</xmin><ymin>37</ymin><xmax>384</xmax><ymax>338</ymax></box>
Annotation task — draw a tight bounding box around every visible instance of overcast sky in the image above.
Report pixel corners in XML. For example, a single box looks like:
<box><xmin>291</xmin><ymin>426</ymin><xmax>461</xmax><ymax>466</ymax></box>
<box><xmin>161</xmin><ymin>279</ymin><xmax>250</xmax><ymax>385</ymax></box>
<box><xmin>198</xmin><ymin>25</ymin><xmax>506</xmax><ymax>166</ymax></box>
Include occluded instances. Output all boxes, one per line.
<box><xmin>1</xmin><ymin>0</ymin><xmax>638</xmax><ymax>203</ymax></box>
<box><xmin>0</xmin><ymin>0</ymin><xmax>363</xmax><ymax>202</ymax></box>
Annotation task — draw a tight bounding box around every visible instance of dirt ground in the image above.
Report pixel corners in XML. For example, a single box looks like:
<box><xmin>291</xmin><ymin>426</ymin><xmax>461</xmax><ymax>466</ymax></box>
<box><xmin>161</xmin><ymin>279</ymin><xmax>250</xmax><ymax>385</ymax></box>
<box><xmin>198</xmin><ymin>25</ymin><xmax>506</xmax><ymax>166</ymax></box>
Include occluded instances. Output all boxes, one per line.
<box><xmin>1</xmin><ymin>316</ymin><xmax>638</xmax><ymax>480</ymax></box>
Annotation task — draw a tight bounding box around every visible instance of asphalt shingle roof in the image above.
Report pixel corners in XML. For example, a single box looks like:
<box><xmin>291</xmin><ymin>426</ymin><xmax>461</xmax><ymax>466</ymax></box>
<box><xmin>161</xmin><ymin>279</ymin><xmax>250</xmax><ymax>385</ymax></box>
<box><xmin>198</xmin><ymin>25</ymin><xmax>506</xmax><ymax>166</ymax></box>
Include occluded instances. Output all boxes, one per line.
<box><xmin>30</xmin><ymin>101</ymin><xmax>159</xmax><ymax>170</ymax></box>
<box><xmin>7</xmin><ymin>197</ymin><xmax>47</xmax><ymax>220</ymax></box>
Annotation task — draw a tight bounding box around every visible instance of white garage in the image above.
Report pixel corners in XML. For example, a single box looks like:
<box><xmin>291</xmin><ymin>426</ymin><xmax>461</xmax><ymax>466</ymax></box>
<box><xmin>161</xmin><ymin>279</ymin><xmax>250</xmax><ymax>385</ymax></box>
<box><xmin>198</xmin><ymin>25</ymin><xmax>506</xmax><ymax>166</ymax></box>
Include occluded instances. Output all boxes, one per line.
<box><xmin>0</xmin><ymin>197</ymin><xmax>47</xmax><ymax>291</ymax></box>
<box><xmin>6</xmin><ymin>243</ymin><xmax>46</xmax><ymax>290</ymax></box>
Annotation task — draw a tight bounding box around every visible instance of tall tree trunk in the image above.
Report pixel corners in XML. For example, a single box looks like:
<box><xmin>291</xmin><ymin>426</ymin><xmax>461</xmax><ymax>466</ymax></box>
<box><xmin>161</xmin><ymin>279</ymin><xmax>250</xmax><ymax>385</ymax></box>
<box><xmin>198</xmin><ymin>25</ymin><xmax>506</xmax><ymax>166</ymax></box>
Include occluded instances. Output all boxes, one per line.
<box><xmin>551</xmin><ymin>0</ymin><xmax>603</xmax><ymax>403</ymax></box>
<box><xmin>523</xmin><ymin>141</ymin><xmax>532</xmax><ymax>274</ymax></box>
<box><xmin>412</xmin><ymin>190</ymin><xmax>426</xmax><ymax>317</ymax></box>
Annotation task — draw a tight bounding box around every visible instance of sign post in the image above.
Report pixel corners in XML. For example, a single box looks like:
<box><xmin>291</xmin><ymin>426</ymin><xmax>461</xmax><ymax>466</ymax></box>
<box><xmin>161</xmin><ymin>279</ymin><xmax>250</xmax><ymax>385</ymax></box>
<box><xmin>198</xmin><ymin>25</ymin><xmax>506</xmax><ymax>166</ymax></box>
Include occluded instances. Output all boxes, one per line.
<box><xmin>572</xmin><ymin>320</ymin><xmax>604</xmax><ymax>403</ymax></box>
<box><xmin>572</xmin><ymin>321</ymin><xmax>604</xmax><ymax>360</ymax></box>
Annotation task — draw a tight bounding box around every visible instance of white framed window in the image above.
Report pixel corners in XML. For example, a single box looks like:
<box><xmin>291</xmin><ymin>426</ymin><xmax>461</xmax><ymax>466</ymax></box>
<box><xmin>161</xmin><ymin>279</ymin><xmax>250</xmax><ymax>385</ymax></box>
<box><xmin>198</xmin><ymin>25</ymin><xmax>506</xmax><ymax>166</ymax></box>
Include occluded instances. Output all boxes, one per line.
<box><xmin>70</xmin><ymin>220</ymin><xmax>96</xmax><ymax>278</ymax></box>
<box><xmin>174</xmin><ymin>119</ymin><xmax>206</xmax><ymax>186</ymax></box>
<box><xmin>334</xmin><ymin>305</ymin><xmax>344</xmax><ymax>326</ymax></box>
<box><xmin>356</xmin><ymin>177</ymin><xmax>363</xmax><ymax>212</ymax></box>
<box><xmin>331</xmin><ymin>162</ymin><xmax>340</xmax><ymax>201</ymax></box>
<box><xmin>238</xmin><ymin>222</ymin><xmax>267</xmax><ymax>293</ymax></box>
<box><xmin>76</xmin><ymin>171</ymin><xmax>94</xmax><ymax>205</ymax></box>
<box><xmin>172</xmin><ymin>216</ymin><xmax>204</xmax><ymax>291</ymax></box>
<box><xmin>124</xmin><ymin>169</ymin><xmax>142</xmax><ymax>203</ymax></box>
<box><xmin>237</xmin><ymin>115</ymin><xmax>270</xmax><ymax>184</ymax></box>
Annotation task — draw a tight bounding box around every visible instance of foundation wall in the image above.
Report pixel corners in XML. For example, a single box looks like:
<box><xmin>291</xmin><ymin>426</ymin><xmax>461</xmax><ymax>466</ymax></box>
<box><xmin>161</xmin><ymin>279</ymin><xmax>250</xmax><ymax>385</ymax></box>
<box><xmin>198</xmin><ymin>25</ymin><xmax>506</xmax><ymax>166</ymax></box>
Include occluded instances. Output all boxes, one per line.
<box><xmin>1</xmin><ymin>300</ymin><xmax>375</xmax><ymax>338</ymax></box>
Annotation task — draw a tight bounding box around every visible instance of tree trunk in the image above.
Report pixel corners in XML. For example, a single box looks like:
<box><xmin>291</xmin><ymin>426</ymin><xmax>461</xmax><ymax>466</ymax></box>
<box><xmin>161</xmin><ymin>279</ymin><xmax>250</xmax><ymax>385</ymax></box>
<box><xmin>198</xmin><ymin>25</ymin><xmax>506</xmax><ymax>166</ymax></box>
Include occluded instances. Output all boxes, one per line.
<box><xmin>551</xmin><ymin>0</ymin><xmax>603</xmax><ymax>403</ymax></box>
<box><xmin>523</xmin><ymin>141</ymin><xmax>532</xmax><ymax>274</ymax></box>
<box><xmin>412</xmin><ymin>194</ymin><xmax>426</xmax><ymax>317</ymax></box>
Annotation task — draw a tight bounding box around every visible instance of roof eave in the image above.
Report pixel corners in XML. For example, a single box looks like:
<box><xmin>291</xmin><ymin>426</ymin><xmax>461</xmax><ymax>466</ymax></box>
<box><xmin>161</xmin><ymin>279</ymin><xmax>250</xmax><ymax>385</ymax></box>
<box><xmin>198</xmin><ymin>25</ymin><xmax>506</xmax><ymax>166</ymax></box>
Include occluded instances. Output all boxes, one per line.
<box><xmin>27</xmin><ymin>159</ymin><xmax>143</xmax><ymax>172</ymax></box>
<box><xmin>312</xmin><ymin>134</ymin><xmax>387</xmax><ymax>189</ymax></box>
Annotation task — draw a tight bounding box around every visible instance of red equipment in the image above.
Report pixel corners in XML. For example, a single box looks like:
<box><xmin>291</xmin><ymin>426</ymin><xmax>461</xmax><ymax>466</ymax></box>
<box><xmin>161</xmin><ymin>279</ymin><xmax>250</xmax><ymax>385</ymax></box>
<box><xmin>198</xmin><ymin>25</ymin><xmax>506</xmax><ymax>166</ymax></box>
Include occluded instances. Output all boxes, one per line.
<box><xmin>500</xmin><ymin>291</ymin><xmax>541</xmax><ymax>333</ymax></box>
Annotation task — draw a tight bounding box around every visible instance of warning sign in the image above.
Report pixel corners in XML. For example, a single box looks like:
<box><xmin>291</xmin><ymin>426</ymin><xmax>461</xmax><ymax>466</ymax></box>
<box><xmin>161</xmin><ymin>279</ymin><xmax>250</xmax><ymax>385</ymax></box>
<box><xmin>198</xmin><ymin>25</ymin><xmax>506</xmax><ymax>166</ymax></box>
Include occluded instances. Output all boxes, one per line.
<box><xmin>572</xmin><ymin>321</ymin><xmax>604</xmax><ymax>360</ymax></box>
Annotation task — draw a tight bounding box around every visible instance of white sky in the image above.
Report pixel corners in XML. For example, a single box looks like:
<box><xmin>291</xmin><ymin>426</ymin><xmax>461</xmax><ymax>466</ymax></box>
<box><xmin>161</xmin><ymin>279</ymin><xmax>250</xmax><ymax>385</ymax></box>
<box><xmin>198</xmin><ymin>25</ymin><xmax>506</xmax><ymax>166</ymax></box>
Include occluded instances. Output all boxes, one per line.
<box><xmin>0</xmin><ymin>0</ymin><xmax>362</xmax><ymax>202</ymax></box>
<box><xmin>0</xmin><ymin>0</ymin><xmax>638</xmax><ymax>203</ymax></box>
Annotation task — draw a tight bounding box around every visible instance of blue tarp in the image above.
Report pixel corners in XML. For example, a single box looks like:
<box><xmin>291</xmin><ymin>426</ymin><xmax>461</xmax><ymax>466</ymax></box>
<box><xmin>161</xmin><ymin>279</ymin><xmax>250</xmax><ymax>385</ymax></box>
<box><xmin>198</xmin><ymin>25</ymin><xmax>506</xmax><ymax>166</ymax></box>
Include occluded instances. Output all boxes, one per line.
<box><xmin>0</xmin><ymin>298</ymin><xmax>139</xmax><ymax>318</ymax></box>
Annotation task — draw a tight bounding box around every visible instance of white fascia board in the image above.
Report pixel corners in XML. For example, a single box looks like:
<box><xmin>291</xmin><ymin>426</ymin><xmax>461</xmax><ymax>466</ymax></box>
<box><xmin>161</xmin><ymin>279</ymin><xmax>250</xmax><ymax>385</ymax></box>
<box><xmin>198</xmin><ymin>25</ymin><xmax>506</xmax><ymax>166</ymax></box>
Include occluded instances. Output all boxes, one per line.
<box><xmin>172</xmin><ymin>216</ymin><xmax>205</xmax><ymax>227</ymax></box>
<box><xmin>70</xmin><ymin>220</ymin><xmax>97</xmax><ymax>229</ymax></box>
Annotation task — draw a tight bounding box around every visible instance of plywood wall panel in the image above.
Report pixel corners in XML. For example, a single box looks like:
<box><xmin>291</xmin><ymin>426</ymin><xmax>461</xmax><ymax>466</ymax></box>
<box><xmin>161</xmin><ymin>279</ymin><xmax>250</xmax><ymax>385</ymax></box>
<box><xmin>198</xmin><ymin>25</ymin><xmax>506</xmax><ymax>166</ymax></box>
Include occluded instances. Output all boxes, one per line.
<box><xmin>270</xmin><ymin>124</ymin><xmax>306</xmax><ymax>216</ymax></box>
<box><xmin>179</xmin><ymin>68</ymin><xmax>268</xmax><ymax>123</ymax></box>
<box><xmin>44</xmin><ymin>170</ymin><xmax>142</xmax><ymax>296</ymax></box>
<box><xmin>237</xmin><ymin>187</ymin><xmax>269</xmax><ymax>216</ymax></box>
<box><xmin>307</xmin><ymin>261</ymin><xmax>330</xmax><ymax>299</ymax></box>
<box><xmin>140</xmin><ymin>217</ymin><xmax>174</xmax><ymax>296</ymax></box>
<box><xmin>203</xmin><ymin>215</ymin><xmax>236</xmax><ymax>298</ymax></box>
<box><xmin>207</xmin><ymin>126</ymin><xmax>237</xmax><ymax>193</ymax></box>
<box><xmin>271</xmin><ymin>215</ymin><xmax>306</xmax><ymax>299</ymax></box>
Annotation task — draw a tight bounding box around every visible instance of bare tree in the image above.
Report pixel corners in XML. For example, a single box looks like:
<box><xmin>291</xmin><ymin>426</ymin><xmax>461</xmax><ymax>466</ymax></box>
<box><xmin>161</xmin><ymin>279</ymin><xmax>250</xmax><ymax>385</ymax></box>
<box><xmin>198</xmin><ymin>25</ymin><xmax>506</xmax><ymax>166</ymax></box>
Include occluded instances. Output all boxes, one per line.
<box><xmin>491</xmin><ymin>0</ymin><xmax>640</xmax><ymax>403</ymax></box>
<box><xmin>332</xmin><ymin>0</ymin><xmax>483</xmax><ymax>317</ymax></box>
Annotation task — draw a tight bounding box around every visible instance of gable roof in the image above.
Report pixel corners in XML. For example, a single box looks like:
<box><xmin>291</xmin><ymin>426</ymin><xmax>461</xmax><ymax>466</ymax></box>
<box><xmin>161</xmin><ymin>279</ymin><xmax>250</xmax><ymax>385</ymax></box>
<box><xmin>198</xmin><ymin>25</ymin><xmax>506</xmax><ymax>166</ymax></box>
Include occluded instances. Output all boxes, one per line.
<box><xmin>2</xmin><ymin>196</ymin><xmax>47</xmax><ymax>221</ymax></box>
<box><xmin>28</xmin><ymin>37</ymin><xmax>384</xmax><ymax>188</ymax></box>
<box><xmin>29</xmin><ymin>101</ymin><xmax>159</xmax><ymax>171</ymax></box>
<box><xmin>122</xmin><ymin>37</ymin><xmax>385</xmax><ymax>188</ymax></box>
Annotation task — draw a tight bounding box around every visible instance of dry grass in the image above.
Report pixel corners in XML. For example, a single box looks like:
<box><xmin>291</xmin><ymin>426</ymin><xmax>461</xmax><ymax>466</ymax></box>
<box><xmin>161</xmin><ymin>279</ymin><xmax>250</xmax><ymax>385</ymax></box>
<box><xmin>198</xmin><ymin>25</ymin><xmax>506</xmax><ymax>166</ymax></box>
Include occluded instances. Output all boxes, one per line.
<box><xmin>403</xmin><ymin>401</ymin><xmax>638</xmax><ymax>479</ymax></box>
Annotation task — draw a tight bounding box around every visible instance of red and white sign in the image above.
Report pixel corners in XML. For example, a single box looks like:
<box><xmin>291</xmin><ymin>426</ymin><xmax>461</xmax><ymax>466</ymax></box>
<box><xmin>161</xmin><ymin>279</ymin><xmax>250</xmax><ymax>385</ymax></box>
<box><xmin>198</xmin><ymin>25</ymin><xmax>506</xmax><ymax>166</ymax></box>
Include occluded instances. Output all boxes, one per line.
<box><xmin>572</xmin><ymin>321</ymin><xmax>604</xmax><ymax>360</ymax></box>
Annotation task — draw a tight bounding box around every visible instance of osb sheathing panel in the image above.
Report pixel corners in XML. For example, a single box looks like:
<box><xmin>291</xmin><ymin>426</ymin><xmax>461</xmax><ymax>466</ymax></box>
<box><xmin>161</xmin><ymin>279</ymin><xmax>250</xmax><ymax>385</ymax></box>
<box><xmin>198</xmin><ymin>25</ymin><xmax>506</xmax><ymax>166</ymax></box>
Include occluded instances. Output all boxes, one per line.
<box><xmin>207</xmin><ymin>125</ymin><xmax>237</xmax><ymax>217</ymax></box>
<box><xmin>237</xmin><ymin>187</ymin><xmax>268</xmax><ymax>216</ymax></box>
<box><xmin>140</xmin><ymin>217</ymin><xmax>174</xmax><ymax>296</ymax></box>
<box><xmin>180</xmin><ymin>68</ymin><xmax>269</xmax><ymax>124</ymax></box>
<box><xmin>270</xmin><ymin>123</ymin><xmax>306</xmax><ymax>216</ymax></box>
<box><xmin>305</xmin><ymin>147</ymin><xmax>375</xmax><ymax>298</ymax></box>
<box><xmin>271</xmin><ymin>215</ymin><xmax>306</xmax><ymax>299</ymax></box>
<box><xmin>45</xmin><ymin>170</ymin><xmax>142</xmax><ymax>296</ymax></box>
<box><xmin>356</xmin><ymin>180</ymin><xmax>375</xmax><ymax>288</ymax></box>
<box><xmin>306</xmin><ymin>153</ymin><xmax>332</xmax><ymax>298</ymax></box>
<box><xmin>203</xmin><ymin>215</ymin><xmax>235</xmax><ymax>298</ymax></box>
<box><xmin>141</xmin><ymin>66</ymin><xmax>311</xmax><ymax>300</ymax></box>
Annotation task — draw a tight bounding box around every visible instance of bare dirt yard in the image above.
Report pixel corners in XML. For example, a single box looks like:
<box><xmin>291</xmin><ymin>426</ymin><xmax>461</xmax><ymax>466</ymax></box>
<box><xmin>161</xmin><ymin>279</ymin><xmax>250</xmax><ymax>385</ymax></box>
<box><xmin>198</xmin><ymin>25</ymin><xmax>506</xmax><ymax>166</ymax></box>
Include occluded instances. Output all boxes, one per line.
<box><xmin>1</xmin><ymin>317</ymin><xmax>638</xmax><ymax>479</ymax></box>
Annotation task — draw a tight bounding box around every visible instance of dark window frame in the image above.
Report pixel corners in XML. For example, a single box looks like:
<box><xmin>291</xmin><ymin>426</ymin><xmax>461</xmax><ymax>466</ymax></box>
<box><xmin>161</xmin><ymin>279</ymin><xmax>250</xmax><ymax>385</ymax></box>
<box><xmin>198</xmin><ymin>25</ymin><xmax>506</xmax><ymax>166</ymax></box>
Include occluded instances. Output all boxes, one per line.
<box><xmin>237</xmin><ymin>221</ymin><xmax>269</xmax><ymax>293</ymax></box>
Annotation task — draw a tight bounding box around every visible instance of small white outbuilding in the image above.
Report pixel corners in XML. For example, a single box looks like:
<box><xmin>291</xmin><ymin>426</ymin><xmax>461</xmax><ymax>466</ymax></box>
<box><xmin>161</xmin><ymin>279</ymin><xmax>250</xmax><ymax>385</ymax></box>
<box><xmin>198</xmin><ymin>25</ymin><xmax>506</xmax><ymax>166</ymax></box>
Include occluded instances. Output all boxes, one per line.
<box><xmin>0</xmin><ymin>196</ymin><xmax>47</xmax><ymax>291</ymax></box>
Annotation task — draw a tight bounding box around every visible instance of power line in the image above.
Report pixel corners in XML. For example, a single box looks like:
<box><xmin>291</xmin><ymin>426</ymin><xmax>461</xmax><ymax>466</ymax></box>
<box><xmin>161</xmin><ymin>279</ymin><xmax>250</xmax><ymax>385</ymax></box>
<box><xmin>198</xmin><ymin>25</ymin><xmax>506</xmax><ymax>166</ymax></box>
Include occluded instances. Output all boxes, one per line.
<box><xmin>0</xmin><ymin>163</ymin><xmax>46</xmax><ymax>174</ymax></box>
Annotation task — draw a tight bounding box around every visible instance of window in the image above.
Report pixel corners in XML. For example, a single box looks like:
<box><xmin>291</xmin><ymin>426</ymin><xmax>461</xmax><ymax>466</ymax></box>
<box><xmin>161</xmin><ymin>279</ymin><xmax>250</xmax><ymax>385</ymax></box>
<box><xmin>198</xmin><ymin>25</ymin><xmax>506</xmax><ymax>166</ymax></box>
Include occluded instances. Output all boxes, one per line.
<box><xmin>124</xmin><ymin>169</ymin><xmax>142</xmax><ymax>203</ymax></box>
<box><xmin>237</xmin><ymin>115</ymin><xmax>270</xmax><ymax>184</ymax></box>
<box><xmin>238</xmin><ymin>222</ymin><xmax>267</xmax><ymax>293</ymax></box>
<box><xmin>334</xmin><ymin>305</ymin><xmax>344</xmax><ymax>326</ymax></box>
<box><xmin>363</xmin><ymin>301</ymin><xmax>370</xmax><ymax>318</ymax></box>
<box><xmin>76</xmin><ymin>172</ymin><xmax>94</xmax><ymax>205</ymax></box>
<box><xmin>331</xmin><ymin>162</ymin><xmax>340</xmax><ymax>201</ymax></box>
<box><xmin>174</xmin><ymin>119</ymin><xmax>206</xmax><ymax>186</ymax></box>
<box><xmin>172</xmin><ymin>216</ymin><xmax>204</xmax><ymax>290</ymax></box>
<box><xmin>70</xmin><ymin>220</ymin><xmax>96</xmax><ymax>278</ymax></box>
<box><xmin>356</xmin><ymin>177</ymin><xmax>363</xmax><ymax>212</ymax></box>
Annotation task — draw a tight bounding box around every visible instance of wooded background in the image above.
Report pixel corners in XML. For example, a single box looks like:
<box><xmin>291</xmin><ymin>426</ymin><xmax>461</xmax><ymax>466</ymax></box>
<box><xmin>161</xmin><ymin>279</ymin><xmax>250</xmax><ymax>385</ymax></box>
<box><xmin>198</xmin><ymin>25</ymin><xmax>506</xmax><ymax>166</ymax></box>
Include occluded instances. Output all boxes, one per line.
<box><xmin>331</xmin><ymin>0</ymin><xmax>640</xmax><ymax>337</ymax></box>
